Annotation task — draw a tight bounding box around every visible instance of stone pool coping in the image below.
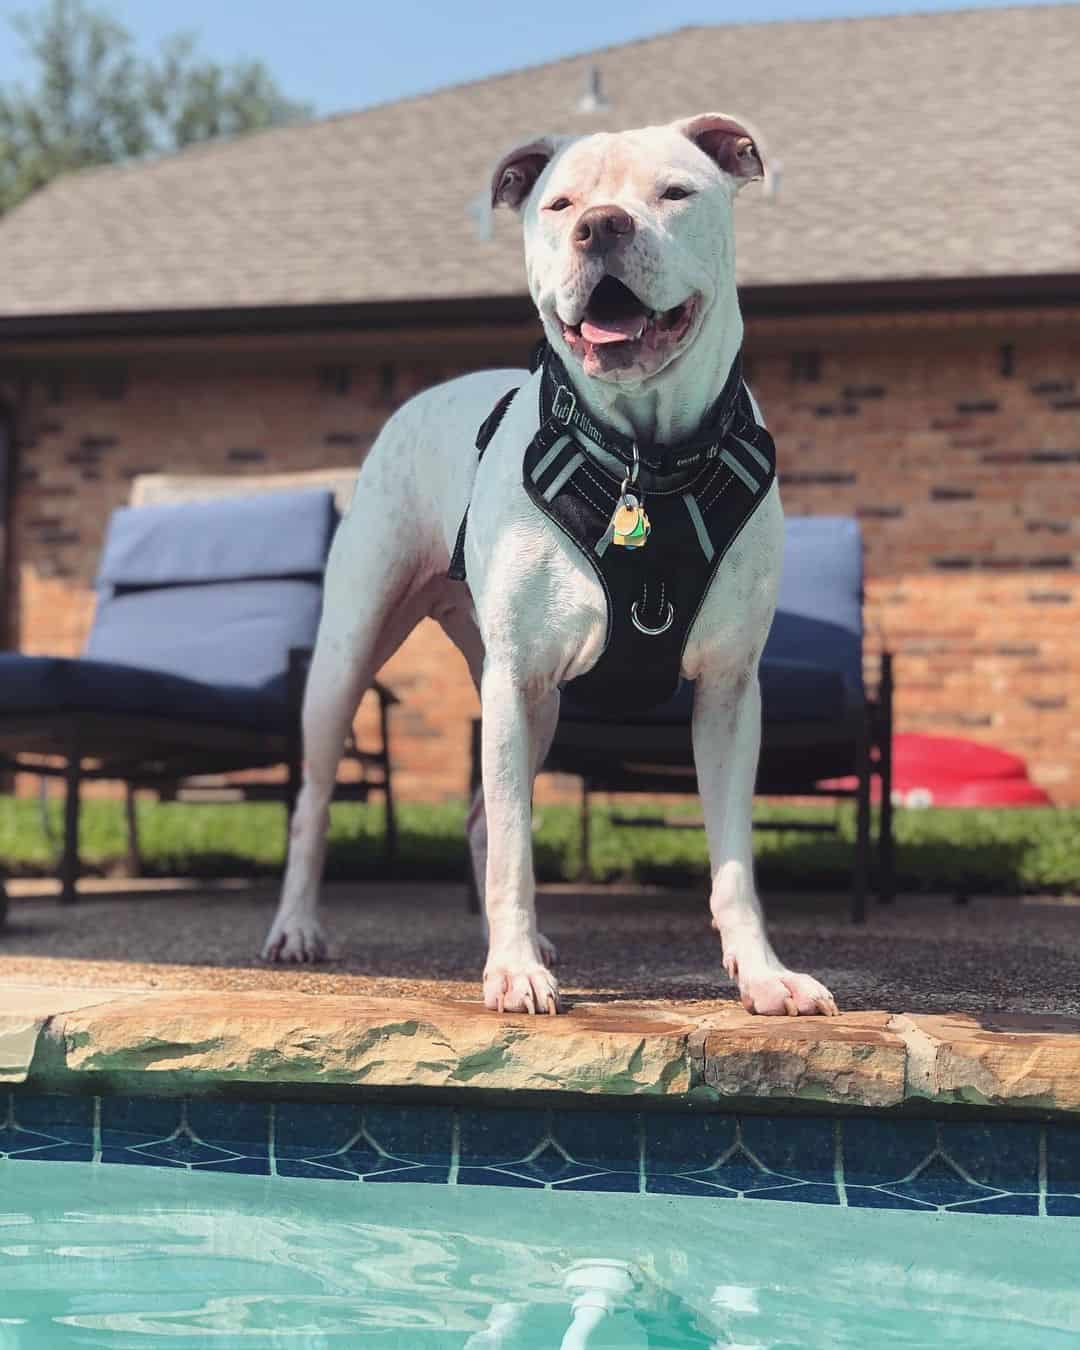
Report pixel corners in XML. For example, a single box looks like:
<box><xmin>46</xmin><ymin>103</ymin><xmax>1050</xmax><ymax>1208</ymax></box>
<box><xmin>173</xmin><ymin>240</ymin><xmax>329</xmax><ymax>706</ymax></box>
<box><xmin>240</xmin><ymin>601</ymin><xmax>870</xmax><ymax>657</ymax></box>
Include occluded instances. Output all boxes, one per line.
<box><xmin>4</xmin><ymin>984</ymin><xmax>1080</xmax><ymax>1116</ymax></box>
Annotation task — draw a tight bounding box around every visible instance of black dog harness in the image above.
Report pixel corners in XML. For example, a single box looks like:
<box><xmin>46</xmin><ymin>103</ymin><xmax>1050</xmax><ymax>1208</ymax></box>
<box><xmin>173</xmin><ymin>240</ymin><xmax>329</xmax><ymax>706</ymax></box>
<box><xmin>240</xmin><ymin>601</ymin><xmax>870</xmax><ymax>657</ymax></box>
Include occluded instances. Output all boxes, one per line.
<box><xmin>449</xmin><ymin>343</ymin><xmax>776</xmax><ymax>716</ymax></box>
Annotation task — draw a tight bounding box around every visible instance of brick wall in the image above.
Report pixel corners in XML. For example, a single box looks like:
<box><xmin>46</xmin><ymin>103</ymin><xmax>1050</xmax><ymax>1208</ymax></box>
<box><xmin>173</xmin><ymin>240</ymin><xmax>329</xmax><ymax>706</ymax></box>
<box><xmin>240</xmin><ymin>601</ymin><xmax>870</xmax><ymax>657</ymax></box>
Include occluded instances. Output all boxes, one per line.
<box><xmin>3</xmin><ymin>309</ymin><xmax>1077</xmax><ymax>801</ymax></box>
<box><xmin>747</xmin><ymin>313</ymin><xmax>1078</xmax><ymax>799</ymax></box>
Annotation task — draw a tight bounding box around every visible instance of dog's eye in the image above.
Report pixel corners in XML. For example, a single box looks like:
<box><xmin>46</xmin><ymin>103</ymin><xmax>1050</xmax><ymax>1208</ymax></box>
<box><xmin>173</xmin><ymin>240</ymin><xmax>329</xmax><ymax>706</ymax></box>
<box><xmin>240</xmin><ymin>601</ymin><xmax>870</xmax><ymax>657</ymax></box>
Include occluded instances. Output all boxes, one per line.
<box><xmin>545</xmin><ymin>197</ymin><xmax>572</xmax><ymax>212</ymax></box>
<box><xmin>661</xmin><ymin>185</ymin><xmax>693</xmax><ymax>201</ymax></box>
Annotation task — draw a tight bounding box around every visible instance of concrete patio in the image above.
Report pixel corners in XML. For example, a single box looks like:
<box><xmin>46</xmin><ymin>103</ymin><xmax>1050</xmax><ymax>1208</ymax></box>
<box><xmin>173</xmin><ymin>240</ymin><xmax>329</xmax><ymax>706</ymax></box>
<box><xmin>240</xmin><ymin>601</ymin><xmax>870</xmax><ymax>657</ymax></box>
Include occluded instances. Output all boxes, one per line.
<box><xmin>2</xmin><ymin>876</ymin><xmax>1077</xmax><ymax>1017</ymax></box>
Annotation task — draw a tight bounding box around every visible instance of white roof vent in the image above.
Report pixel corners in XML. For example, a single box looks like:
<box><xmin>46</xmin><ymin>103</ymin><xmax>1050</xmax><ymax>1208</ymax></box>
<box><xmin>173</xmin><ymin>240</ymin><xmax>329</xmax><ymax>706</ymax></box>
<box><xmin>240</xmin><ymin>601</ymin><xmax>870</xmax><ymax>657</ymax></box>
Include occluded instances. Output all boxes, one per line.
<box><xmin>577</xmin><ymin>65</ymin><xmax>610</xmax><ymax>114</ymax></box>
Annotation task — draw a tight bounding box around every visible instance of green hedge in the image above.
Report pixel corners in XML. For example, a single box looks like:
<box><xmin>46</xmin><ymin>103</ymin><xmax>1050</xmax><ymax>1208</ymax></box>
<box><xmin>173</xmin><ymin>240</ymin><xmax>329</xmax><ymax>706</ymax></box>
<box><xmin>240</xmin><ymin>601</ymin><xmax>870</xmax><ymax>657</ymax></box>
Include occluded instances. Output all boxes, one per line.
<box><xmin>1</xmin><ymin>794</ymin><xmax>1078</xmax><ymax>894</ymax></box>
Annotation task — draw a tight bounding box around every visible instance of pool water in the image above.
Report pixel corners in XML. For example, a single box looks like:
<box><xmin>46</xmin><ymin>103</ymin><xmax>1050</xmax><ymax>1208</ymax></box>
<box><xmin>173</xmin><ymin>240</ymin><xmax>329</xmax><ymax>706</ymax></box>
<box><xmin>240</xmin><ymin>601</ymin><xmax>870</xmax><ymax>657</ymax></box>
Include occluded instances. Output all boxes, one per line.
<box><xmin>1</xmin><ymin>1163</ymin><xmax>1078</xmax><ymax>1347</ymax></box>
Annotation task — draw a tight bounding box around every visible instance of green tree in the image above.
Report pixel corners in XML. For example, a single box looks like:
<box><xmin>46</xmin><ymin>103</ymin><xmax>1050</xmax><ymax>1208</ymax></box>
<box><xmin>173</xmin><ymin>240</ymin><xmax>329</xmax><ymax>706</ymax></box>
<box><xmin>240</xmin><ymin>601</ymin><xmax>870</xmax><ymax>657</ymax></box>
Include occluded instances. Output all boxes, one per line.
<box><xmin>0</xmin><ymin>0</ymin><xmax>311</xmax><ymax>212</ymax></box>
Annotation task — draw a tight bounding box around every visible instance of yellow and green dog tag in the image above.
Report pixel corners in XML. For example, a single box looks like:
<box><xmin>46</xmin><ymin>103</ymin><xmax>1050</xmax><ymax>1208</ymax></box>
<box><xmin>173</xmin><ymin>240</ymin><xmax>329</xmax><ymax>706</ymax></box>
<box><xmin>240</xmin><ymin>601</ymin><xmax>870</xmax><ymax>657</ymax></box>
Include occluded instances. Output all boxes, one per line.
<box><xmin>611</xmin><ymin>494</ymin><xmax>651</xmax><ymax>548</ymax></box>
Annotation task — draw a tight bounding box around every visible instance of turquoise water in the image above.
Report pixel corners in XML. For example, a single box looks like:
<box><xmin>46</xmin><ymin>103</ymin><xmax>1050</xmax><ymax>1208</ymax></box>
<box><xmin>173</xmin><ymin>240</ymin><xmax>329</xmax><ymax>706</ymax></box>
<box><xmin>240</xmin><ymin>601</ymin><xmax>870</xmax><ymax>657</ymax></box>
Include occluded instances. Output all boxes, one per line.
<box><xmin>1</xmin><ymin>1163</ymin><xmax>1078</xmax><ymax>1347</ymax></box>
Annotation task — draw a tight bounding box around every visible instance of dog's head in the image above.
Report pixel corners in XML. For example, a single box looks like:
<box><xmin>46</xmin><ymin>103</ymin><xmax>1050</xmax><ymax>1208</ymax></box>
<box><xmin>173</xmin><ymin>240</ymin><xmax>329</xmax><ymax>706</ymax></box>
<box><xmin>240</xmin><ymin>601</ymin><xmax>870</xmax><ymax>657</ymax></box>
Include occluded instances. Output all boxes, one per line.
<box><xmin>491</xmin><ymin>114</ymin><xmax>764</xmax><ymax>388</ymax></box>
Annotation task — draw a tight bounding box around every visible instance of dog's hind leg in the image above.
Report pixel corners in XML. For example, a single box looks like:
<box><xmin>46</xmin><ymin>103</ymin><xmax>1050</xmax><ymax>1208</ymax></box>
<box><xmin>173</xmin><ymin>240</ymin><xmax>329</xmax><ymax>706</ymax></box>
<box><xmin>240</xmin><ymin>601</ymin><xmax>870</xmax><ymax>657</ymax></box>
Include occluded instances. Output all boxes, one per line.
<box><xmin>262</xmin><ymin>523</ymin><xmax>437</xmax><ymax>963</ymax></box>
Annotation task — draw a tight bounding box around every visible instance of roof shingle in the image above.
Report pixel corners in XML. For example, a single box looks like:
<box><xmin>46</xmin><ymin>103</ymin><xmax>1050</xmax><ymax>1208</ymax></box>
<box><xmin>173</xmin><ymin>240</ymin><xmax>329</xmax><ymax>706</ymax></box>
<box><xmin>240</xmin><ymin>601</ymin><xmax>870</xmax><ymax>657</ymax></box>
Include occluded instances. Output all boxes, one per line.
<box><xmin>0</xmin><ymin>5</ymin><xmax>1077</xmax><ymax>318</ymax></box>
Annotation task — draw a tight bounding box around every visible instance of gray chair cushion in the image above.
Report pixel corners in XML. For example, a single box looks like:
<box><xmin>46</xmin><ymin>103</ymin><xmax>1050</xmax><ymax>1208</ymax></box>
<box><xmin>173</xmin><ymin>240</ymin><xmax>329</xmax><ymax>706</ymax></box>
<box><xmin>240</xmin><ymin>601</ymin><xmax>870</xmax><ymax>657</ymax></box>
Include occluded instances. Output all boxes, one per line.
<box><xmin>2</xmin><ymin>490</ymin><xmax>339</xmax><ymax>734</ymax></box>
<box><xmin>85</xmin><ymin>490</ymin><xmax>337</xmax><ymax>693</ymax></box>
<box><xmin>0</xmin><ymin>653</ymin><xmax>287</xmax><ymax>731</ymax></box>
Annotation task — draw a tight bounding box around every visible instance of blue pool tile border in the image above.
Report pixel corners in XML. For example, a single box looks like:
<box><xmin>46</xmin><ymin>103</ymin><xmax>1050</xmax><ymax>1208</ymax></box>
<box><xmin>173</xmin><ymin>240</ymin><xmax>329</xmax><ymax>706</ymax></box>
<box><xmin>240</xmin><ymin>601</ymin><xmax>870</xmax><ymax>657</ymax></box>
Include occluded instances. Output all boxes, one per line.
<box><xmin>3</xmin><ymin>1091</ymin><xmax>1079</xmax><ymax>1217</ymax></box>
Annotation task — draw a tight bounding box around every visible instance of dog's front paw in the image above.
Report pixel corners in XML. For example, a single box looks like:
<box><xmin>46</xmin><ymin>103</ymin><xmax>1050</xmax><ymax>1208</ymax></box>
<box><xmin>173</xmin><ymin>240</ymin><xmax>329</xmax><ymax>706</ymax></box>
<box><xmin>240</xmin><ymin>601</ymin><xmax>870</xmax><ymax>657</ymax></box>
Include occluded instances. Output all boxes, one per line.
<box><xmin>736</xmin><ymin>966</ymin><xmax>838</xmax><ymax>1017</ymax></box>
<box><xmin>261</xmin><ymin>912</ymin><xmax>329</xmax><ymax>964</ymax></box>
<box><xmin>483</xmin><ymin>961</ymin><xmax>562</xmax><ymax>1015</ymax></box>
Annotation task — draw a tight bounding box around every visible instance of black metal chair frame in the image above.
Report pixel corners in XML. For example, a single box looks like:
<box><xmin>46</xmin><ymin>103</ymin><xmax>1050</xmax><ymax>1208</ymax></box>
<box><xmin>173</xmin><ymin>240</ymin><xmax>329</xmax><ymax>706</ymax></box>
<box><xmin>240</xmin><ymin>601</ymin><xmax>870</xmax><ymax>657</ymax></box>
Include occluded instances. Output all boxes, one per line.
<box><xmin>0</xmin><ymin>648</ymin><xmax>397</xmax><ymax>907</ymax></box>
<box><xmin>466</xmin><ymin>652</ymin><xmax>894</xmax><ymax>924</ymax></box>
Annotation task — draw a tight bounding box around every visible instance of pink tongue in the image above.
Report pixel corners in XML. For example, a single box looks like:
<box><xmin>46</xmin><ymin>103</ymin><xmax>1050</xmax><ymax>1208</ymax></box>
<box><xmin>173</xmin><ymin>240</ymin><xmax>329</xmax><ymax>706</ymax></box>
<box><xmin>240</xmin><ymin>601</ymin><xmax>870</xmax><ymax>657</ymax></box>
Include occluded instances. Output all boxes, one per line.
<box><xmin>580</xmin><ymin>313</ymin><xmax>646</xmax><ymax>345</ymax></box>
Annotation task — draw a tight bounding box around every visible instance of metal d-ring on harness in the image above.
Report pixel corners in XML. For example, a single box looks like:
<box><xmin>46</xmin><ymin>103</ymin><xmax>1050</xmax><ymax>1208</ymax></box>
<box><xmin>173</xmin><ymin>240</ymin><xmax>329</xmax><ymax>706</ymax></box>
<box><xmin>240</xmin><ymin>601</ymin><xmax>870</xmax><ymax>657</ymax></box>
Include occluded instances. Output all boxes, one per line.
<box><xmin>610</xmin><ymin>443</ymin><xmax>675</xmax><ymax>637</ymax></box>
<box><xmin>631</xmin><ymin>589</ymin><xmax>675</xmax><ymax>636</ymax></box>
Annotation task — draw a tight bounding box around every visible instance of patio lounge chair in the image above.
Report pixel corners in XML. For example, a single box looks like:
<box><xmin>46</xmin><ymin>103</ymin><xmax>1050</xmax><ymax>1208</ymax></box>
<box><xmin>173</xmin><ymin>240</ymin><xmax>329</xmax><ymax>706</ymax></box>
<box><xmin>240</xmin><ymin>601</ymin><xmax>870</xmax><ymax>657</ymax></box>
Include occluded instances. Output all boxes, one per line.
<box><xmin>0</xmin><ymin>489</ymin><xmax>397</xmax><ymax>907</ymax></box>
<box><xmin>467</xmin><ymin>516</ymin><xmax>893</xmax><ymax>923</ymax></box>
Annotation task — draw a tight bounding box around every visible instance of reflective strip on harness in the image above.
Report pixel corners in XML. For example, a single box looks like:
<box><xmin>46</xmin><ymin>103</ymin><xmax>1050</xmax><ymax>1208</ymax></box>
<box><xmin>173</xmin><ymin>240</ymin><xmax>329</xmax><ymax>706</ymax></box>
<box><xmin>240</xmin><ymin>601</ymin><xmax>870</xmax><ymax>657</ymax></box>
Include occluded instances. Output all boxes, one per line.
<box><xmin>735</xmin><ymin>435</ymin><xmax>772</xmax><ymax>475</ymax></box>
<box><xmin>683</xmin><ymin>493</ymin><xmax>715</xmax><ymax>562</ymax></box>
<box><xmin>543</xmin><ymin>450</ymin><xmax>585</xmax><ymax>502</ymax></box>
<box><xmin>719</xmin><ymin>448</ymin><xmax>760</xmax><ymax>494</ymax></box>
<box><xmin>529</xmin><ymin>434</ymin><xmax>574</xmax><ymax>484</ymax></box>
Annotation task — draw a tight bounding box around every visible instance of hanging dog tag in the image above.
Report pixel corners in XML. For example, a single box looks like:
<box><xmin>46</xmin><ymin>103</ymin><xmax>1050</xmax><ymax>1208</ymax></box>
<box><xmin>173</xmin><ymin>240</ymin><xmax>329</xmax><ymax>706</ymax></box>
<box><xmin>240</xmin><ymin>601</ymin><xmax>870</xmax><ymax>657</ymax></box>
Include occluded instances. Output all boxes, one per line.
<box><xmin>610</xmin><ymin>492</ymin><xmax>651</xmax><ymax>548</ymax></box>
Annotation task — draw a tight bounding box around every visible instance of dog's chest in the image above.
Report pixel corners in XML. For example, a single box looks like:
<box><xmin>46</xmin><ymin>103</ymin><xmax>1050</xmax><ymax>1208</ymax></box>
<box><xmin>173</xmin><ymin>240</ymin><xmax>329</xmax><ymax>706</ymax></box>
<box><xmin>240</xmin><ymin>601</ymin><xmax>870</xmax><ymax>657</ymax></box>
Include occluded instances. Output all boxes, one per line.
<box><xmin>452</xmin><ymin>351</ymin><xmax>777</xmax><ymax>715</ymax></box>
<box><xmin>522</xmin><ymin>410</ymin><xmax>774</xmax><ymax>714</ymax></box>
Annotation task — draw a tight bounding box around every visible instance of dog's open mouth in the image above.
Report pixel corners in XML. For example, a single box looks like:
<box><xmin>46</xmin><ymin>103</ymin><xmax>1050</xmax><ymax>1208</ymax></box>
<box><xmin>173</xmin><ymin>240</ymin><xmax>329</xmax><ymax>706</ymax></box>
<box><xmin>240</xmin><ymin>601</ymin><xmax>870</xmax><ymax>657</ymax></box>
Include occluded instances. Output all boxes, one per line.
<box><xmin>560</xmin><ymin>277</ymin><xmax>699</xmax><ymax>376</ymax></box>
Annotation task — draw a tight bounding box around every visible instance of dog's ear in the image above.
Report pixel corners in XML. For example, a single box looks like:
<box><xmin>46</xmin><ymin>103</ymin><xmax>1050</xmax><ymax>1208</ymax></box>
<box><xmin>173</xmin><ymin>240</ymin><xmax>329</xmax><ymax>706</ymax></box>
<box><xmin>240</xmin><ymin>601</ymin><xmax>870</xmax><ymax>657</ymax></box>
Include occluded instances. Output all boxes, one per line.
<box><xmin>490</xmin><ymin>136</ymin><xmax>563</xmax><ymax>211</ymax></box>
<box><xmin>674</xmin><ymin>113</ymin><xmax>765</xmax><ymax>189</ymax></box>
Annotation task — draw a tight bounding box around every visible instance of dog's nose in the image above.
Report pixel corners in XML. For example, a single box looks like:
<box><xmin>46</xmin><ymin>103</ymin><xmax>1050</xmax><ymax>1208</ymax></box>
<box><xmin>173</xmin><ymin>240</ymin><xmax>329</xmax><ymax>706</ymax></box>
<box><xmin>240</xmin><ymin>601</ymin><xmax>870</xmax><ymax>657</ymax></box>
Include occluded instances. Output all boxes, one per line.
<box><xmin>572</xmin><ymin>205</ymin><xmax>634</xmax><ymax>256</ymax></box>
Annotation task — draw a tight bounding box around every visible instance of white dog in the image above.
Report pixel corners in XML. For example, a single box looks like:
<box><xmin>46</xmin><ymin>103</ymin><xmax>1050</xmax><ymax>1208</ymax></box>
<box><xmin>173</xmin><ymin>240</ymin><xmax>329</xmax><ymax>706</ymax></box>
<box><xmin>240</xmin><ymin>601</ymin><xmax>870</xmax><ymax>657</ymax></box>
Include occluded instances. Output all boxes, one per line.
<box><xmin>262</xmin><ymin>113</ymin><xmax>838</xmax><ymax>1019</ymax></box>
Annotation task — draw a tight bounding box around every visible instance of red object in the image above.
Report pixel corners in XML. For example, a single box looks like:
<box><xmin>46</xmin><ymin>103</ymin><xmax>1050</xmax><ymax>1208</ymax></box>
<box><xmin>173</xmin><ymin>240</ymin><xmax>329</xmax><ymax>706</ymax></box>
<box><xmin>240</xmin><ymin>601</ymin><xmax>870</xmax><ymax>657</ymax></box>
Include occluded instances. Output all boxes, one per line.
<box><xmin>820</xmin><ymin>733</ymin><xmax>1053</xmax><ymax>807</ymax></box>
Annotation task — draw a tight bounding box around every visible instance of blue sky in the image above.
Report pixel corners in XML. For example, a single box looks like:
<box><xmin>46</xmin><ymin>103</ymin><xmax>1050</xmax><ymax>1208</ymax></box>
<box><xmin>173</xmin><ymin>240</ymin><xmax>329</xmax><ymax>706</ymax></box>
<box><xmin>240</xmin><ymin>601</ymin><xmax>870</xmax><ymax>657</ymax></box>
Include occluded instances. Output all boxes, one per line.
<box><xmin>0</xmin><ymin>0</ymin><xmax>1068</xmax><ymax>116</ymax></box>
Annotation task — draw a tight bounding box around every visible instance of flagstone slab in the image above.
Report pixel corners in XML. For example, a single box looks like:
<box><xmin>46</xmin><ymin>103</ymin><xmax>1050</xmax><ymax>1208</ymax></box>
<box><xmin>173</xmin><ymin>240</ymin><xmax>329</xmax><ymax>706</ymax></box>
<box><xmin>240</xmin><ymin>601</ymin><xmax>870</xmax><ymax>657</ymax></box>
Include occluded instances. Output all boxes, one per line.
<box><xmin>4</xmin><ymin>985</ymin><xmax>1080</xmax><ymax>1115</ymax></box>
<box><xmin>15</xmin><ymin>988</ymin><xmax>698</xmax><ymax>1097</ymax></box>
<box><xmin>891</xmin><ymin>1011</ymin><xmax>1080</xmax><ymax>1113</ymax></box>
<box><xmin>0</xmin><ymin>987</ymin><xmax>145</xmax><ymax>1084</ymax></box>
<box><xmin>692</xmin><ymin>1009</ymin><xmax>907</xmax><ymax>1108</ymax></box>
